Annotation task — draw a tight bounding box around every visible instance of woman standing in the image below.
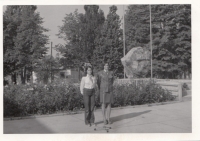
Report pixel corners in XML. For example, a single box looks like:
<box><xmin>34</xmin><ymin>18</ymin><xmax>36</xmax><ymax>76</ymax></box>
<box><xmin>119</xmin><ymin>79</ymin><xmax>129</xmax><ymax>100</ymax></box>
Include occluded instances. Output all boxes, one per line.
<box><xmin>80</xmin><ymin>66</ymin><xmax>96</xmax><ymax>126</ymax></box>
<box><xmin>96</xmin><ymin>62</ymin><xmax>114</xmax><ymax>125</ymax></box>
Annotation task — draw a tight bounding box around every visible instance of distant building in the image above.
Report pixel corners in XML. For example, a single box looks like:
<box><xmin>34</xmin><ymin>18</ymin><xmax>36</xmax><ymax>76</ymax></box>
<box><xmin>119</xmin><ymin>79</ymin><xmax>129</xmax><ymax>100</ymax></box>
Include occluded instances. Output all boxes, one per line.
<box><xmin>58</xmin><ymin>67</ymin><xmax>83</xmax><ymax>83</ymax></box>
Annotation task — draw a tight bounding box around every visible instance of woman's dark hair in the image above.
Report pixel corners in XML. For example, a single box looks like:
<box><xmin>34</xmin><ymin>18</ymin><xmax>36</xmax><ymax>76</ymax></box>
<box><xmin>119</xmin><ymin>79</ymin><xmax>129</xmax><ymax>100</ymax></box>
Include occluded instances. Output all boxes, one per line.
<box><xmin>84</xmin><ymin>66</ymin><xmax>94</xmax><ymax>76</ymax></box>
<box><xmin>104</xmin><ymin>62</ymin><xmax>110</xmax><ymax>66</ymax></box>
<box><xmin>102</xmin><ymin>61</ymin><xmax>110</xmax><ymax>70</ymax></box>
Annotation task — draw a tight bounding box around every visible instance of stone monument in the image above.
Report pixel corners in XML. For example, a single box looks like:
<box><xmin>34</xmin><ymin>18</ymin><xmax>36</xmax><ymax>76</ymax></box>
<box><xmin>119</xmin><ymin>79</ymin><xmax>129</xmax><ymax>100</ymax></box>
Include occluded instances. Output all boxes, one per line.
<box><xmin>121</xmin><ymin>47</ymin><xmax>150</xmax><ymax>78</ymax></box>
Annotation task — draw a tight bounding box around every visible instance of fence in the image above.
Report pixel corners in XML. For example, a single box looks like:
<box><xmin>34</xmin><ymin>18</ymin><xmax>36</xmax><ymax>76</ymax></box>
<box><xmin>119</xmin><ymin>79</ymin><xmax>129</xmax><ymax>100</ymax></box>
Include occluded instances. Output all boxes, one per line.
<box><xmin>156</xmin><ymin>81</ymin><xmax>183</xmax><ymax>101</ymax></box>
<box><xmin>114</xmin><ymin>78</ymin><xmax>151</xmax><ymax>86</ymax></box>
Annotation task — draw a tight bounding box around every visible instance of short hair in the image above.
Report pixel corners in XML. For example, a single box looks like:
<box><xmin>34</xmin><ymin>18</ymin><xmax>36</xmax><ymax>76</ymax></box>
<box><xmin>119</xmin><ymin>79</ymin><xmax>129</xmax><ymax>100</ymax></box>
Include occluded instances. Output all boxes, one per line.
<box><xmin>84</xmin><ymin>66</ymin><xmax>94</xmax><ymax>76</ymax></box>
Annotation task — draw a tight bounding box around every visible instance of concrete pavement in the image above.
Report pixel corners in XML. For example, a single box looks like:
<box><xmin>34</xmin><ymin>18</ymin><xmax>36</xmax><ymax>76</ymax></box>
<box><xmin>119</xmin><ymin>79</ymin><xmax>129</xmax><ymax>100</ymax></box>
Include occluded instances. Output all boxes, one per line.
<box><xmin>4</xmin><ymin>97</ymin><xmax>191</xmax><ymax>133</ymax></box>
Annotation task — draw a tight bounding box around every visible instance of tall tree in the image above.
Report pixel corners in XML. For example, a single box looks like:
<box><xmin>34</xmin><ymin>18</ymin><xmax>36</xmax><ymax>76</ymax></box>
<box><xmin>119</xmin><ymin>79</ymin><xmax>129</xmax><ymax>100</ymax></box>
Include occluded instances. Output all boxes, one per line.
<box><xmin>57</xmin><ymin>10</ymin><xmax>85</xmax><ymax>69</ymax></box>
<box><xmin>83</xmin><ymin>5</ymin><xmax>105</xmax><ymax>63</ymax></box>
<box><xmin>152</xmin><ymin>5</ymin><xmax>191</xmax><ymax>79</ymax></box>
<box><xmin>3</xmin><ymin>6</ymin><xmax>49</xmax><ymax>84</ymax></box>
<box><xmin>125</xmin><ymin>5</ymin><xmax>150</xmax><ymax>52</ymax></box>
<box><xmin>57</xmin><ymin>6</ymin><xmax>105</xmax><ymax>69</ymax></box>
<box><xmin>124</xmin><ymin>4</ymin><xmax>191</xmax><ymax>79</ymax></box>
<box><xmin>93</xmin><ymin>5</ymin><xmax>123</xmax><ymax>77</ymax></box>
<box><xmin>3</xmin><ymin>6</ymin><xmax>21</xmax><ymax>83</ymax></box>
<box><xmin>173</xmin><ymin>5</ymin><xmax>191</xmax><ymax>78</ymax></box>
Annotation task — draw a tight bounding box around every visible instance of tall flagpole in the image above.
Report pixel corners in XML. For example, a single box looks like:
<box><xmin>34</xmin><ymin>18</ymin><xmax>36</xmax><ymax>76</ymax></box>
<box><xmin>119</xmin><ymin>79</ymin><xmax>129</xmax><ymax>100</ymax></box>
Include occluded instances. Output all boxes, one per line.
<box><xmin>149</xmin><ymin>5</ymin><xmax>153</xmax><ymax>80</ymax></box>
<box><xmin>50</xmin><ymin>42</ymin><xmax>53</xmax><ymax>83</ymax></box>
<box><xmin>123</xmin><ymin>5</ymin><xmax>126</xmax><ymax>79</ymax></box>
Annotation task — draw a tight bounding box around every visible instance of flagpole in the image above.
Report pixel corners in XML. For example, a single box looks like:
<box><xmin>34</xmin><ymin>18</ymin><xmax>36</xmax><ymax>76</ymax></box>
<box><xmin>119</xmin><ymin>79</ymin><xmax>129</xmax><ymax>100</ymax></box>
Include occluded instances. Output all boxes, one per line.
<box><xmin>51</xmin><ymin>42</ymin><xmax>53</xmax><ymax>83</ymax></box>
<box><xmin>149</xmin><ymin>5</ymin><xmax>153</xmax><ymax>80</ymax></box>
<box><xmin>123</xmin><ymin>5</ymin><xmax>126</xmax><ymax>79</ymax></box>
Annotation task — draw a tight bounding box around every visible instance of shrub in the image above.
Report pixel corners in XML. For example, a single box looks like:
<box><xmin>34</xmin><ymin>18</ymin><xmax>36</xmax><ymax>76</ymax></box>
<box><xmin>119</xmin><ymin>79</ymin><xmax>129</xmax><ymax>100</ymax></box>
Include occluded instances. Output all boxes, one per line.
<box><xmin>4</xmin><ymin>81</ymin><xmax>84</xmax><ymax>117</ymax></box>
<box><xmin>112</xmin><ymin>80</ymin><xmax>176</xmax><ymax>107</ymax></box>
<box><xmin>4</xmin><ymin>80</ymin><xmax>176</xmax><ymax>117</ymax></box>
<box><xmin>182</xmin><ymin>83</ymin><xmax>189</xmax><ymax>90</ymax></box>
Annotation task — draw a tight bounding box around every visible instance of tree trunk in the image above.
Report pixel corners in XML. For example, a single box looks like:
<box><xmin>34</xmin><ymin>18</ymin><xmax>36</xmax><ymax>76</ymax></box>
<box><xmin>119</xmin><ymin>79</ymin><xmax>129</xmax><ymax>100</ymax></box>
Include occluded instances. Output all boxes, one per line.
<box><xmin>78</xmin><ymin>67</ymin><xmax>80</xmax><ymax>81</ymax></box>
<box><xmin>184</xmin><ymin>71</ymin><xmax>186</xmax><ymax>79</ymax></box>
<box><xmin>11</xmin><ymin>72</ymin><xmax>17</xmax><ymax>84</ymax></box>
<box><xmin>43</xmin><ymin>73</ymin><xmax>49</xmax><ymax>84</ymax></box>
<box><xmin>27</xmin><ymin>71</ymin><xmax>32</xmax><ymax>83</ymax></box>
<box><xmin>21</xmin><ymin>67</ymin><xmax>26</xmax><ymax>84</ymax></box>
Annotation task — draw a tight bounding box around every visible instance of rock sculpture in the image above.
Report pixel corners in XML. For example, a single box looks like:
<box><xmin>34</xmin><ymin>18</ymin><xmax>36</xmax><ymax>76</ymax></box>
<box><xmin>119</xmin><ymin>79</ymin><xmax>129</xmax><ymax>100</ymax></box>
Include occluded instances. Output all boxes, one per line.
<box><xmin>121</xmin><ymin>47</ymin><xmax>150</xmax><ymax>78</ymax></box>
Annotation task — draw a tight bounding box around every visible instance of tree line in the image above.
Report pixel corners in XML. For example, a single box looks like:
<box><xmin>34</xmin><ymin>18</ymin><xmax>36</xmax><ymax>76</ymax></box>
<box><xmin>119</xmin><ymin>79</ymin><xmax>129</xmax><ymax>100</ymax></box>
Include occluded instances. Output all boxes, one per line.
<box><xmin>3</xmin><ymin>5</ymin><xmax>191</xmax><ymax>85</ymax></box>
<box><xmin>57</xmin><ymin>5</ymin><xmax>124</xmax><ymax>78</ymax></box>
<box><xmin>125</xmin><ymin>5</ymin><xmax>191</xmax><ymax>79</ymax></box>
<box><xmin>3</xmin><ymin>6</ymin><xmax>49</xmax><ymax>84</ymax></box>
<box><xmin>57</xmin><ymin>4</ymin><xmax>191</xmax><ymax>79</ymax></box>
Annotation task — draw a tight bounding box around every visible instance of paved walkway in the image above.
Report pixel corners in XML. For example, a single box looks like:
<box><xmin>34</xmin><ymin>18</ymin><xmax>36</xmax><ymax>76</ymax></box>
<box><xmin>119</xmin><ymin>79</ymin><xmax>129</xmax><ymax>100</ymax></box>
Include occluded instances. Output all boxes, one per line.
<box><xmin>4</xmin><ymin>98</ymin><xmax>191</xmax><ymax>133</ymax></box>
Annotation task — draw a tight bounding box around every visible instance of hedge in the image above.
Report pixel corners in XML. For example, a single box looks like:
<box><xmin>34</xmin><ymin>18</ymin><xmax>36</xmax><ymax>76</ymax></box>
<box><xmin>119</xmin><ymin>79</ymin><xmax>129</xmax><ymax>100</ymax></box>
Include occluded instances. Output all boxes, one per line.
<box><xmin>4</xmin><ymin>80</ymin><xmax>176</xmax><ymax>117</ymax></box>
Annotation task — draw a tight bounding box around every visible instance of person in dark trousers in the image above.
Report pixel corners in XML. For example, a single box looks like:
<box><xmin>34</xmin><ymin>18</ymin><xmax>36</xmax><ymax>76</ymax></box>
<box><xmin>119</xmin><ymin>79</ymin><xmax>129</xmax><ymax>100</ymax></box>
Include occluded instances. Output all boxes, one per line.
<box><xmin>80</xmin><ymin>66</ymin><xmax>96</xmax><ymax>127</ymax></box>
<box><xmin>96</xmin><ymin>62</ymin><xmax>114</xmax><ymax>125</ymax></box>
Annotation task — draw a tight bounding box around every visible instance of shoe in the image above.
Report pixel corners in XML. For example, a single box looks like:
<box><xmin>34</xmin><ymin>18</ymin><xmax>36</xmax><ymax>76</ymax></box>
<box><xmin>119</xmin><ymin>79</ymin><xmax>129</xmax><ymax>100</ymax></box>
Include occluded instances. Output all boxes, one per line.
<box><xmin>86</xmin><ymin>123</ymin><xmax>91</xmax><ymax>127</ymax></box>
<box><xmin>107</xmin><ymin>120</ymin><xmax>112</xmax><ymax>124</ymax></box>
<box><xmin>104</xmin><ymin>120</ymin><xmax>108</xmax><ymax>125</ymax></box>
<box><xmin>90</xmin><ymin>123</ymin><xmax>95</xmax><ymax>127</ymax></box>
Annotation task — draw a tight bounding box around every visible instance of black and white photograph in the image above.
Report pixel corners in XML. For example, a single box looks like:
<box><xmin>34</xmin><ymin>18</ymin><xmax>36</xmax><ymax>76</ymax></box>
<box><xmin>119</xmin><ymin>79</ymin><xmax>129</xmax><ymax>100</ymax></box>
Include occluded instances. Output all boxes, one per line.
<box><xmin>1</xmin><ymin>0</ymin><xmax>200</xmax><ymax>140</ymax></box>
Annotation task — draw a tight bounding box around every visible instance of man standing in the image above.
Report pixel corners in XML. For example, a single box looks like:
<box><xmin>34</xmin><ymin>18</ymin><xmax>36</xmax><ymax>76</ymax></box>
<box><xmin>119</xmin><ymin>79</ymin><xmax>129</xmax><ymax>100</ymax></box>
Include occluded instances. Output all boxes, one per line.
<box><xmin>96</xmin><ymin>62</ymin><xmax>114</xmax><ymax>125</ymax></box>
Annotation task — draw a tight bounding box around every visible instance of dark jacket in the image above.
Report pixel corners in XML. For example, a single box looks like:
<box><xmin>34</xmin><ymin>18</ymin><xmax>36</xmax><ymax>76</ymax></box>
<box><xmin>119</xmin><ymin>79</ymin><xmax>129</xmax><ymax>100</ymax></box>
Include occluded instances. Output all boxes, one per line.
<box><xmin>96</xmin><ymin>70</ymin><xmax>114</xmax><ymax>94</ymax></box>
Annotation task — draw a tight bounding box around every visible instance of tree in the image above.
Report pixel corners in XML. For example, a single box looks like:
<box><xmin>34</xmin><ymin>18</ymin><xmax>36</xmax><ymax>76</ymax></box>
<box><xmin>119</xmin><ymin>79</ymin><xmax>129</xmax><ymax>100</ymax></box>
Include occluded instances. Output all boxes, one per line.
<box><xmin>173</xmin><ymin>5</ymin><xmax>191</xmax><ymax>78</ymax></box>
<box><xmin>152</xmin><ymin>5</ymin><xmax>191</xmax><ymax>79</ymax></box>
<box><xmin>3</xmin><ymin>6</ymin><xmax>49</xmax><ymax>84</ymax></box>
<box><xmin>83</xmin><ymin>5</ymin><xmax>105</xmax><ymax>63</ymax></box>
<box><xmin>93</xmin><ymin>5</ymin><xmax>124</xmax><ymax>77</ymax></box>
<box><xmin>57</xmin><ymin>6</ymin><xmax>105</xmax><ymax>69</ymax></box>
<box><xmin>34</xmin><ymin>55</ymin><xmax>60</xmax><ymax>84</ymax></box>
<box><xmin>124</xmin><ymin>4</ymin><xmax>191</xmax><ymax>79</ymax></box>
<box><xmin>125</xmin><ymin>5</ymin><xmax>150</xmax><ymax>52</ymax></box>
<box><xmin>3</xmin><ymin>6</ymin><xmax>22</xmax><ymax>83</ymax></box>
<box><xmin>57</xmin><ymin>10</ymin><xmax>85</xmax><ymax>68</ymax></box>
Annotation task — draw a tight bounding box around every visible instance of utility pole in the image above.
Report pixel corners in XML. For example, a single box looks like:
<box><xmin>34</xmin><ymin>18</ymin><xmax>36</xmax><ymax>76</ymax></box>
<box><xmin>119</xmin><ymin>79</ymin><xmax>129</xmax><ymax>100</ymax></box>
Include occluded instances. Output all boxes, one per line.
<box><xmin>123</xmin><ymin>5</ymin><xmax>126</xmax><ymax>79</ymax></box>
<box><xmin>149</xmin><ymin>5</ymin><xmax>153</xmax><ymax>103</ymax></box>
<box><xmin>149</xmin><ymin>5</ymin><xmax>153</xmax><ymax>80</ymax></box>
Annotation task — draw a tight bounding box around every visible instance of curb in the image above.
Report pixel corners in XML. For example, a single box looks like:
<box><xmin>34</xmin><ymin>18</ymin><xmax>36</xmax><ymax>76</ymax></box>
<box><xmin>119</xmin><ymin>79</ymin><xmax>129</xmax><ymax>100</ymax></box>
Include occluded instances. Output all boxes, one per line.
<box><xmin>110</xmin><ymin>100</ymin><xmax>180</xmax><ymax>111</ymax></box>
<box><xmin>4</xmin><ymin>100</ymin><xmax>185</xmax><ymax>121</ymax></box>
<box><xmin>3</xmin><ymin>111</ymin><xmax>84</xmax><ymax>121</ymax></box>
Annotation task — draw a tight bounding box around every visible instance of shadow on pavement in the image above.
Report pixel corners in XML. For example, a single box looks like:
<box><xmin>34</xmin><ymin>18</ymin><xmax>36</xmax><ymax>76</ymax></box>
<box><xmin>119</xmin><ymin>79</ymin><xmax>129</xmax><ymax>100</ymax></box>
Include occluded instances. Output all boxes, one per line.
<box><xmin>4</xmin><ymin>118</ymin><xmax>54</xmax><ymax>134</ymax></box>
<box><xmin>95</xmin><ymin>110</ymin><xmax>151</xmax><ymax>125</ymax></box>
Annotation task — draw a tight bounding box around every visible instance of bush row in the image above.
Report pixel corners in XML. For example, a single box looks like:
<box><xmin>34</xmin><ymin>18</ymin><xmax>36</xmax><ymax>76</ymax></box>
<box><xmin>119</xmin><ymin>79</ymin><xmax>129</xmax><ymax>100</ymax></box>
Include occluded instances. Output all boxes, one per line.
<box><xmin>4</xmin><ymin>80</ymin><xmax>176</xmax><ymax>117</ymax></box>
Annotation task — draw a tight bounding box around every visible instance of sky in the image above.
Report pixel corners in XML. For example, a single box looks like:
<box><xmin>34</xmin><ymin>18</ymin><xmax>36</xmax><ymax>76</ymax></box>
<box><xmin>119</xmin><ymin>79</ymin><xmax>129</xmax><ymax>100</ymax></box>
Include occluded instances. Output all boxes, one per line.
<box><xmin>35</xmin><ymin>5</ymin><xmax>127</xmax><ymax>57</ymax></box>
